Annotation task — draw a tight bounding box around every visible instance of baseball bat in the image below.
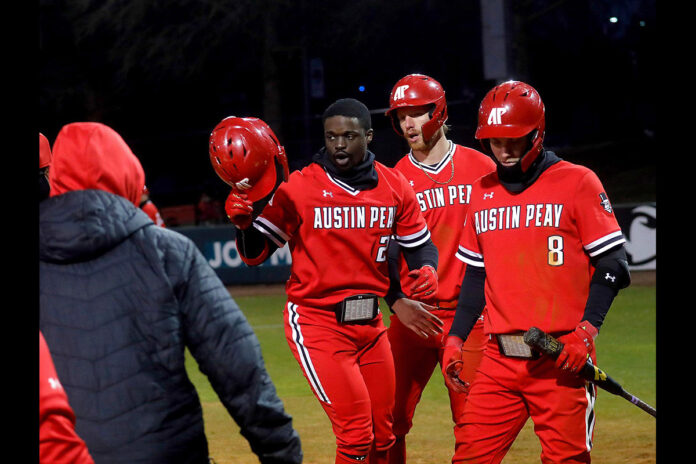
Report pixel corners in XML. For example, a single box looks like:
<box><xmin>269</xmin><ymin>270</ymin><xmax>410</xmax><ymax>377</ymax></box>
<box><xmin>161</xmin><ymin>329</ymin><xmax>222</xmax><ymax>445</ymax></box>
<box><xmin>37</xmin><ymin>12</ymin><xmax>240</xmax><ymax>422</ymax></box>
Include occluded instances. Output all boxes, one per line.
<box><xmin>523</xmin><ymin>327</ymin><xmax>656</xmax><ymax>418</ymax></box>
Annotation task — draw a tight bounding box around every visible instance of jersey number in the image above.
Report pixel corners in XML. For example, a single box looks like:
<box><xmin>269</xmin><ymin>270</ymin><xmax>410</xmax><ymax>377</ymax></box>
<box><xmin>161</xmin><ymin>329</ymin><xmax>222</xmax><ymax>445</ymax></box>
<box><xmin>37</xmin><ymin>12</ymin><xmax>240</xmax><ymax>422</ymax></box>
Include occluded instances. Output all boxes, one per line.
<box><xmin>547</xmin><ymin>235</ymin><xmax>564</xmax><ymax>266</ymax></box>
<box><xmin>376</xmin><ymin>235</ymin><xmax>391</xmax><ymax>262</ymax></box>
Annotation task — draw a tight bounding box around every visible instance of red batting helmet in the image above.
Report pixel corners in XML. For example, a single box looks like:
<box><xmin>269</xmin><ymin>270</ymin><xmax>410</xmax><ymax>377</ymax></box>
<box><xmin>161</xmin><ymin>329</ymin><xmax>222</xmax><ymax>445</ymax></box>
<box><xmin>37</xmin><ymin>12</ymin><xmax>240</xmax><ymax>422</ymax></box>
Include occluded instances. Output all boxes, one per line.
<box><xmin>39</xmin><ymin>133</ymin><xmax>52</xmax><ymax>169</ymax></box>
<box><xmin>208</xmin><ymin>116</ymin><xmax>289</xmax><ymax>202</ymax></box>
<box><xmin>475</xmin><ymin>80</ymin><xmax>545</xmax><ymax>172</ymax></box>
<box><xmin>385</xmin><ymin>74</ymin><xmax>448</xmax><ymax>143</ymax></box>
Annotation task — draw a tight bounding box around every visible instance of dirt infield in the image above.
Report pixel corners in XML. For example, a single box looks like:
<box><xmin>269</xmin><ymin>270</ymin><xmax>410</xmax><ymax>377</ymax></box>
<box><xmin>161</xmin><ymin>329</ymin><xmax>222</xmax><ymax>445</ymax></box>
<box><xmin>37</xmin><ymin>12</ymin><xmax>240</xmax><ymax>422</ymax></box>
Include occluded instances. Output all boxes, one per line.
<box><xmin>226</xmin><ymin>271</ymin><xmax>656</xmax><ymax>297</ymax></box>
<box><xmin>628</xmin><ymin>270</ymin><xmax>656</xmax><ymax>286</ymax></box>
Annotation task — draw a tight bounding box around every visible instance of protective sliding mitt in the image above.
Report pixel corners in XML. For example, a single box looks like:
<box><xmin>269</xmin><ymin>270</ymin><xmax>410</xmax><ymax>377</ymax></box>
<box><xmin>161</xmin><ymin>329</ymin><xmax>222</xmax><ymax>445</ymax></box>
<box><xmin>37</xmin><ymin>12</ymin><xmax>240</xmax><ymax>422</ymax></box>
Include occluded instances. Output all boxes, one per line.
<box><xmin>555</xmin><ymin>321</ymin><xmax>598</xmax><ymax>373</ymax></box>
<box><xmin>442</xmin><ymin>335</ymin><xmax>469</xmax><ymax>394</ymax></box>
<box><xmin>408</xmin><ymin>265</ymin><xmax>438</xmax><ymax>300</ymax></box>
<box><xmin>225</xmin><ymin>191</ymin><xmax>253</xmax><ymax>230</ymax></box>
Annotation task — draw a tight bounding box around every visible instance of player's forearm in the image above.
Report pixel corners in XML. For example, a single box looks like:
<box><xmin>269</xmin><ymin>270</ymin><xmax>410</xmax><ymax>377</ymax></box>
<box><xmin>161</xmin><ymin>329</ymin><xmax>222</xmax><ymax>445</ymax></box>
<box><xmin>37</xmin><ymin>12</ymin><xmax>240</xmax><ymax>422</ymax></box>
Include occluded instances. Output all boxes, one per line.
<box><xmin>582</xmin><ymin>245</ymin><xmax>631</xmax><ymax>331</ymax></box>
<box><xmin>384</xmin><ymin>240</ymin><xmax>407</xmax><ymax>309</ymax></box>
<box><xmin>401</xmin><ymin>237</ymin><xmax>438</xmax><ymax>270</ymax></box>
<box><xmin>449</xmin><ymin>265</ymin><xmax>486</xmax><ymax>340</ymax></box>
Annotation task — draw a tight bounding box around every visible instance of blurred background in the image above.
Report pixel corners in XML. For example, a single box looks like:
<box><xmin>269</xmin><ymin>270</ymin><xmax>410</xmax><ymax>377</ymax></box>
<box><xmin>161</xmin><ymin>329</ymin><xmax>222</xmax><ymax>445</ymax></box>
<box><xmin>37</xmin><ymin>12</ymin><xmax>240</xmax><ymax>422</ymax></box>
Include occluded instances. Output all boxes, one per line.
<box><xmin>38</xmin><ymin>0</ymin><xmax>656</xmax><ymax>226</ymax></box>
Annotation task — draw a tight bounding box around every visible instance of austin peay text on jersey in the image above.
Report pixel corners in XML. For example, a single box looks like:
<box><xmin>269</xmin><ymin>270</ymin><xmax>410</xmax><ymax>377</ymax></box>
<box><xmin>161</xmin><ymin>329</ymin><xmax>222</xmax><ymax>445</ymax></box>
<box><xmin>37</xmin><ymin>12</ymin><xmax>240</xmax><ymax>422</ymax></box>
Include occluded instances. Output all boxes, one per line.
<box><xmin>473</xmin><ymin>203</ymin><xmax>564</xmax><ymax>234</ymax></box>
<box><xmin>312</xmin><ymin>205</ymin><xmax>397</xmax><ymax>230</ymax></box>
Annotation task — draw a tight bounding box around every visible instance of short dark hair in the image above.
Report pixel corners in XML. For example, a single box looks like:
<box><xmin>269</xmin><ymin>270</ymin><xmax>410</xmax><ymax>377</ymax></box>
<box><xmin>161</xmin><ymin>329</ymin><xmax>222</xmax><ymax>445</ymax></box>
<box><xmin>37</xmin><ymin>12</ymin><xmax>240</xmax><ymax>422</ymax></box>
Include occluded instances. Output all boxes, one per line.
<box><xmin>322</xmin><ymin>98</ymin><xmax>372</xmax><ymax>131</ymax></box>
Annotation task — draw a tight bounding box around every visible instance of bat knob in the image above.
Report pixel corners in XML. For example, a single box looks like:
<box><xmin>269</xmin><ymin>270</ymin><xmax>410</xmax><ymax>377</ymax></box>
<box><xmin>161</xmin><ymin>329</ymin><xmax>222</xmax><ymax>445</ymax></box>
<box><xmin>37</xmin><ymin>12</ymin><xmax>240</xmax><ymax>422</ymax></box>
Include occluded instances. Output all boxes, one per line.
<box><xmin>524</xmin><ymin>326</ymin><xmax>563</xmax><ymax>359</ymax></box>
<box><xmin>523</xmin><ymin>327</ymin><xmax>544</xmax><ymax>347</ymax></box>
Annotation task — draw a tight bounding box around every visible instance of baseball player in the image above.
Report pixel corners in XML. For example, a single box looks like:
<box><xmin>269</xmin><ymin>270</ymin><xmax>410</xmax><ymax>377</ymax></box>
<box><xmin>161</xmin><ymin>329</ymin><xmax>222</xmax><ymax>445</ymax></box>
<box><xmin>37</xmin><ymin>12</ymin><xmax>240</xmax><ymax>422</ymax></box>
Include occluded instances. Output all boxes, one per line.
<box><xmin>382</xmin><ymin>74</ymin><xmax>496</xmax><ymax>463</ymax></box>
<box><xmin>444</xmin><ymin>80</ymin><xmax>631</xmax><ymax>463</ymax></box>
<box><xmin>208</xmin><ymin>99</ymin><xmax>442</xmax><ymax>464</ymax></box>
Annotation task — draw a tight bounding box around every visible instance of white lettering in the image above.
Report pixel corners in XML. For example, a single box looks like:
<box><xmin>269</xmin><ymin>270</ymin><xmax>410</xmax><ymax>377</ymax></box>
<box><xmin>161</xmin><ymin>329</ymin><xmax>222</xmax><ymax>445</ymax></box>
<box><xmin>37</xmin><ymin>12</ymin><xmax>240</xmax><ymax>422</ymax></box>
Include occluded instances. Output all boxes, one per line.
<box><xmin>487</xmin><ymin>107</ymin><xmax>507</xmax><ymax>125</ymax></box>
<box><xmin>525</xmin><ymin>204</ymin><xmax>536</xmax><ymax>227</ymax></box>
<box><xmin>333</xmin><ymin>206</ymin><xmax>342</xmax><ymax>228</ymax></box>
<box><xmin>433</xmin><ymin>188</ymin><xmax>445</xmax><ymax>208</ymax></box>
<box><xmin>394</xmin><ymin>84</ymin><xmax>410</xmax><ymax>100</ymax></box>
<box><xmin>313</xmin><ymin>207</ymin><xmax>322</xmax><ymax>229</ymax></box>
<box><xmin>554</xmin><ymin>204</ymin><xmax>563</xmax><ymax>228</ymax></box>
<box><xmin>209</xmin><ymin>241</ymin><xmax>222</xmax><ymax>267</ymax></box>
<box><xmin>416</xmin><ymin>192</ymin><xmax>427</xmax><ymax>211</ymax></box>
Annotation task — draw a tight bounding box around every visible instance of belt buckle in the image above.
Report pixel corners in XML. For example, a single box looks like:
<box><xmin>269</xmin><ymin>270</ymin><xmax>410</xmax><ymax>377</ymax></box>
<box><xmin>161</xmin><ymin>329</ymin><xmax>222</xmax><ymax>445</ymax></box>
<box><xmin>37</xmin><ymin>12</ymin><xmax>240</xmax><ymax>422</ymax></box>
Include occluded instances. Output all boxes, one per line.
<box><xmin>496</xmin><ymin>333</ymin><xmax>540</xmax><ymax>359</ymax></box>
<box><xmin>336</xmin><ymin>294</ymin><xmax>379</xmax><ymax>324</ymax></box>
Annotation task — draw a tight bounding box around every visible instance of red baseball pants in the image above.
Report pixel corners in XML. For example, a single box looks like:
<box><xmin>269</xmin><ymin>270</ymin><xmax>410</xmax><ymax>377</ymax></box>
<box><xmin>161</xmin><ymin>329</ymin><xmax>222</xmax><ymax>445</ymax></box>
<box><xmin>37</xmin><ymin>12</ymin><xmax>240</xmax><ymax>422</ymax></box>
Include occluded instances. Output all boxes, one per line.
<box><xmin>387</xmin><ymin>312</ymin><xmax>487</xmax><ymax>463</ymax></box>
<box><xmin>452</xmin><ymin>337</ymin><xmax>597</xmax><ymax>464</ymax></box>
<box><xmin>284</xmin><ymin>301</ymin><xmax>396</xmax><ymax>462</ymax></box>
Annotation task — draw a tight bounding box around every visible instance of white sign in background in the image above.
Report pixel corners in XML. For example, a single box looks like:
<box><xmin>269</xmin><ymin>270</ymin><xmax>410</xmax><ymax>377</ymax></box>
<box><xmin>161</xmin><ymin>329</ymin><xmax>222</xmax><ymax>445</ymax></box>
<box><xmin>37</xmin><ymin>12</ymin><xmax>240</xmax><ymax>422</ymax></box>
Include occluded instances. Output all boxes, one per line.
<box><xmin>619</xmin><ymin>204</ymin><xmax>656</xmax><ymax>271</ymax></box>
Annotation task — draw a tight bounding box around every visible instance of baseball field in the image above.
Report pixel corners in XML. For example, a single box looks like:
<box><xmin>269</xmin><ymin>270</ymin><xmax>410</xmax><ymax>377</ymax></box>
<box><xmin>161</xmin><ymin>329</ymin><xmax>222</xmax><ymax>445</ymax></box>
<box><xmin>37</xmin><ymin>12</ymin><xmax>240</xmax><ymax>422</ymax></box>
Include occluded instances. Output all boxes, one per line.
<box><xmin>186</xmin><ymin>276</ymin><xmax>657</xmax><ymax>464</ymax></box>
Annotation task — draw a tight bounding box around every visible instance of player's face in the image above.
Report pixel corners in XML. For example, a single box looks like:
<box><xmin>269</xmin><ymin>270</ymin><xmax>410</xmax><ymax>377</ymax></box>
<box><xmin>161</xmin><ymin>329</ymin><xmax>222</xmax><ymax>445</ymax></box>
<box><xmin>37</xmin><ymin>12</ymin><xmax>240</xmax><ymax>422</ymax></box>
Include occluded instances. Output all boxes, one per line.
<box><xmin>489</xmin><ymin>136</ymin><xmax>528</xmax><ymax>167</ymax></box>
<box><xmin>324</xmin><ymin>115</ymin><xmax>374</xmax><ymax>172</ymax></box>
<box><xmin>396</xmin><ymin>105</ymin><xmax>435</xmax><ymax>150</ymax></box>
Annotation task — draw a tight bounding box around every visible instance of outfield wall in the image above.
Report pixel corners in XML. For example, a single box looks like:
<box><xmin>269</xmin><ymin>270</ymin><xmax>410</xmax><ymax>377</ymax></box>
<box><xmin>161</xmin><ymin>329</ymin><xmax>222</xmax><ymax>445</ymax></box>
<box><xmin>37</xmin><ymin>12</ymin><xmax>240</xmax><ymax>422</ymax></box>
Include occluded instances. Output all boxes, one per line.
<box><xmin>173</xmin><ymin>202</ymin><xmax>656</xmax><ymax>286</ymax></box>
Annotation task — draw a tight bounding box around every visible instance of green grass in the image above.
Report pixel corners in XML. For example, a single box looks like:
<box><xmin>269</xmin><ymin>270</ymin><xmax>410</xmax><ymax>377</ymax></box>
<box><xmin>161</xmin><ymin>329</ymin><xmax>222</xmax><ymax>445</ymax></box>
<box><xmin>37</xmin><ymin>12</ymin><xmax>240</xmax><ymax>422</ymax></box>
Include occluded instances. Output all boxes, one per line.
<box><xmin>186</xmin><ymin>284</ymin><xmax>656</xmax><ymax>464</ymax></box>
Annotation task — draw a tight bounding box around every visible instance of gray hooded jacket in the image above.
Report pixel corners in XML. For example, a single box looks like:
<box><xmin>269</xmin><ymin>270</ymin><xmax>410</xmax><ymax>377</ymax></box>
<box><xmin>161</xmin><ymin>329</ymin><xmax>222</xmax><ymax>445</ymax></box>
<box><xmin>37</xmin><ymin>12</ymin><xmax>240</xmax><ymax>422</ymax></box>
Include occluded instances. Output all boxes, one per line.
<box><xmin>39</xmin><ymin>122</ymin><xmax>301</xmax><ymax>464</ymax></box>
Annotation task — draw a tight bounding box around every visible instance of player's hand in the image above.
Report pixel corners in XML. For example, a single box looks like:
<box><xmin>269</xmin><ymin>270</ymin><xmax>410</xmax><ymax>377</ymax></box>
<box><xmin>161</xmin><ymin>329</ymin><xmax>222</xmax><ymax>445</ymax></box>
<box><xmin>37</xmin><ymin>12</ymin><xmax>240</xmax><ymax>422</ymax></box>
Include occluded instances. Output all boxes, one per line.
<box><xmin>391</xmin><ymin>298</ymin><xmax>443</xmax><ymax>339</ymax></box>
<box><xmin>555</xmin><ymin>321</ymin><xmax>598</xmax><ymax>373</ymax></box>
<box><xmin>408</xmin><ymin>265</ymin><xmax>438</xmax><ymax>300</ymax></box>
<box><xmin>443</xmin><ymin>335</ymin><xmax>470</xmax><ymax>394</ymax></box>
<box><xmin>225</xmin><ymin>191</ymin><xmax>253</xmax><ymax>230</ymax></box>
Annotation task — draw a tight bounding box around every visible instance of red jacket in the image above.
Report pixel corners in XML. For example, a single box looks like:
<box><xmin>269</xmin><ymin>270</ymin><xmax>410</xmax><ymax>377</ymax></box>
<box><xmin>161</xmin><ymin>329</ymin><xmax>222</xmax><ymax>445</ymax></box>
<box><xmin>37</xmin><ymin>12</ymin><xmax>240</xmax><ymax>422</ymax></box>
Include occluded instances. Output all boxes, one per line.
<box><xmin>39</xmin><ymin>331</ymin><xmax>94</xmax><ymax>463</ymax></box>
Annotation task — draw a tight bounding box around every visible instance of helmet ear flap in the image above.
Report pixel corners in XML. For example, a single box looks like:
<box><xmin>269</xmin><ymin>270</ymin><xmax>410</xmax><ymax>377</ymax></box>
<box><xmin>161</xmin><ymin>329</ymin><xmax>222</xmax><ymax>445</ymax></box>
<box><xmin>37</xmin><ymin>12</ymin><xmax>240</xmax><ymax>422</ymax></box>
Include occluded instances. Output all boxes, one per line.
<box><xmin>421</xmin><ymin>98</ymin><xmax>447</xmax><ymax>142</ymax></box>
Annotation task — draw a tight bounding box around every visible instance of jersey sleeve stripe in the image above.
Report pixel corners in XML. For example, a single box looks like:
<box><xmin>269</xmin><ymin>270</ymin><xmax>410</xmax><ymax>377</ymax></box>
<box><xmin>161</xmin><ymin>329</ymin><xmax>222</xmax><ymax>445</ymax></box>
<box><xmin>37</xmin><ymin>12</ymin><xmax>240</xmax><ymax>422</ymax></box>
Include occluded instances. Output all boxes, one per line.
<box><xmin>584</xmin><ymin>230</ymin><xmax>626</xmax><ymax>257</ymax></box>
<box><xmin>253</xmin><ymin>217</ymin><xmax>289</xmax><ymax>248</ymax></box>
<box><xmin>395</xmin><ymin>225</ymin><xmax>431</xmax><ymax>248</ymax></box>
<box><xmin>455</xmin><ymin>245</ymin><xmax>485</xmax><ymax>267</ymax></box>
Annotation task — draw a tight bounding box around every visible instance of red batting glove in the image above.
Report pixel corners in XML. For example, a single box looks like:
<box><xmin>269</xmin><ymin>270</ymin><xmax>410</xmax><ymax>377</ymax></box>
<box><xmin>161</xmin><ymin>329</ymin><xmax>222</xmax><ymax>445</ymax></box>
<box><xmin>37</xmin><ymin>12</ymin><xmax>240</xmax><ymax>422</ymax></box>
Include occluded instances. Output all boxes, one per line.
<box><xmin>555</xmin><ymin>321</ymin><xmax>598</xmax><ymax>373</ymax></box>
<box><xmin>225</xmin><ymin>191</ymin><xmax>253</xmax><ymax>230</ymax></box>
<box><xmin>408</xmin><ymin>265</ymin><xmax>438</xmax><ymax>300</ymax></box>
<box><xmin>442</xmin><ymin>335</ymin><xmax>470</xmax><ymax>394</ymax></box>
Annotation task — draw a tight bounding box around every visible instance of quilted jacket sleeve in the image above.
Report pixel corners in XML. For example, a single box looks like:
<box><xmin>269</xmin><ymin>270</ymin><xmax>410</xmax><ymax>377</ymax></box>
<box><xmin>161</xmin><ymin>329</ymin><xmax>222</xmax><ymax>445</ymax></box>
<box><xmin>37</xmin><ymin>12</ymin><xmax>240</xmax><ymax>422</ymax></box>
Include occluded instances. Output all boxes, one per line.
<box><xmin>161</xmin><ymin>232</ymin><xmax>302</xmax><ymax>463</ymax></box>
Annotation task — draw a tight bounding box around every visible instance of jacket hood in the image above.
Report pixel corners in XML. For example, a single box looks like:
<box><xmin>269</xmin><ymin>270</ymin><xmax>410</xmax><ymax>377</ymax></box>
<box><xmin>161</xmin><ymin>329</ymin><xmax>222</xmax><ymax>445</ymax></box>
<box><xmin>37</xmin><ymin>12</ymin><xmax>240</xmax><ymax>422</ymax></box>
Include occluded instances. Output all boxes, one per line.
<box><xmin>49</xmin><ymin>122</ymin><xmax>145</xmax><ymax>206</ymax></box>
<box><xmin>40</xmin><ymin>189</ymin><xmax>152</xmax><ymax>263</ymax></box>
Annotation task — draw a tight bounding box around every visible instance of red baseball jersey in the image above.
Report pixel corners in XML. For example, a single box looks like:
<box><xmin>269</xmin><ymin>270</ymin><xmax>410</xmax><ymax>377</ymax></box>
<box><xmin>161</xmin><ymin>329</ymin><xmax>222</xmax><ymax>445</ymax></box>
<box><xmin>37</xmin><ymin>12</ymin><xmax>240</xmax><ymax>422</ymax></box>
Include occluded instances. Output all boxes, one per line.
<box><xmin>253</xmin><ymin>161</ymin><xmax>430</xmax><ymax>309</ymax></box>
<box><xmin>393</xmin><ymin>142</ymin><xmax>496</xmax><ymax>306</ymax></box>
<box><xmin>455</xmin><ymin>160</ymin><xmax>626</xmax><ymax>334</ymax></box>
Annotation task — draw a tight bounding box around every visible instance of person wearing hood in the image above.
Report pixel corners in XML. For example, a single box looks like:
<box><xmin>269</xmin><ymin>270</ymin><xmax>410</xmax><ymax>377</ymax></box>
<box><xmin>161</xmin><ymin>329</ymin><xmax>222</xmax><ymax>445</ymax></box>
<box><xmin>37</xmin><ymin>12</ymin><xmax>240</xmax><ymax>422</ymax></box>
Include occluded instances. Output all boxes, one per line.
<box><xmin>39</xmin><ymin>122</ymin><xmax>302</xmax><ymax>464</ymax></box>
<box><xmin>217</xmin><ymin>99</ymin><xmax>440</xmax><ymax>464</ymax></box>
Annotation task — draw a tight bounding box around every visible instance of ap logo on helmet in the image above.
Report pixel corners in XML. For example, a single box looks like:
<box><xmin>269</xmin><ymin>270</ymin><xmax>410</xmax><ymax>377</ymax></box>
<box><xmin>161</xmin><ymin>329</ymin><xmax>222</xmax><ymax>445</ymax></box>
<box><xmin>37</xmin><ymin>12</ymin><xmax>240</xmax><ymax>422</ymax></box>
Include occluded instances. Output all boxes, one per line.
<box><xmin>487</xmin><ymin>107</ymin><xmax>507</xmax><ymax>125</ymax></box>
<box><xmin>393</xmin><ymin>85</ymin><xmax>410</xmax><ymax>100</ymax></box>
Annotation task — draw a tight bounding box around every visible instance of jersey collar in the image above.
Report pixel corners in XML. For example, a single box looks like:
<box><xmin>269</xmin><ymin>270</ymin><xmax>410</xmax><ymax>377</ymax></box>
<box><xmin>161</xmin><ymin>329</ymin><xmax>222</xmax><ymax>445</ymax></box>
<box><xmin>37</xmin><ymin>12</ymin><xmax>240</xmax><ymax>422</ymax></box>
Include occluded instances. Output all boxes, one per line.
<box><xmin>408</xmin><ymin>140</ymin><xmax>454</xmax><ymax>174</ymax></box>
